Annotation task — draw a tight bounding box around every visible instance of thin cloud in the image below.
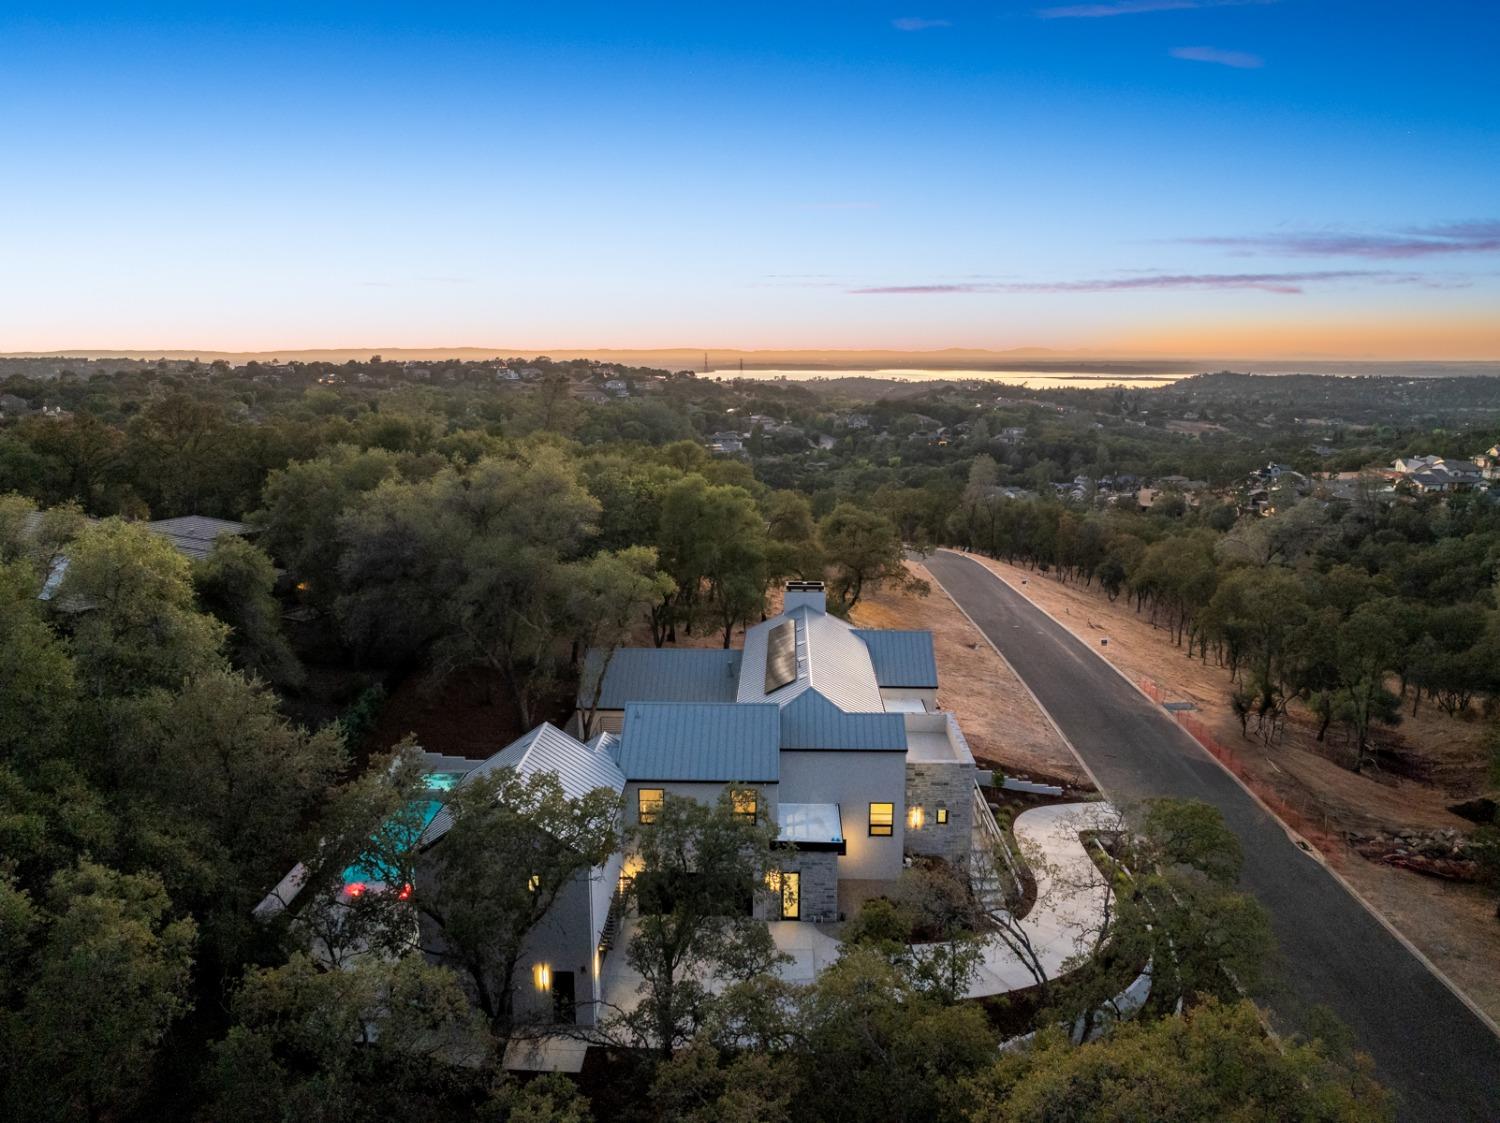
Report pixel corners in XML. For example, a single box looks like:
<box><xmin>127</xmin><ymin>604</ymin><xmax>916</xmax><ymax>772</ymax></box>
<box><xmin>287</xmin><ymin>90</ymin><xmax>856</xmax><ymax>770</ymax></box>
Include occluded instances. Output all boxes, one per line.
<box><xmin>892</xmin><ymin>17</ymin><xmax>952</xmax><ymax>31</ymax></box>
<box><xmin>1039</xmin><ymin>0</ymin><xmax>1271</xmax><ymax>19</ymax></box>
<box><xmin>849</xmin><ymin>271</ymin><xmax>1418</xmax><ymax>296</ymax></box>
<box><xmin>1184</xmin><ymin>222</ymin><xmax>1500</xmax><ymax>259</ymax></box>
<box><xmin>1170</xmin><ymin>45</ymin><xmax>1264</xmax><ymax>68</ymax></box>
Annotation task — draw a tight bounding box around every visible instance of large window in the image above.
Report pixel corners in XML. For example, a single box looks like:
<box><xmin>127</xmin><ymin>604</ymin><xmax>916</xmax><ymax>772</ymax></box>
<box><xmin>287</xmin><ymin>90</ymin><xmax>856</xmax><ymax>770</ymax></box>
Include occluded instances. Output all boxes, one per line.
<box><xmin>731</xmin><ymin>788</ymin><xmax>758</xmax><ymax>822</ymax></box>
<box><xmin>638</xmin><ymin>788</ymin><xmax>664</xmax><ymax>824</ymax></box>
<box><xmin>869</xmin><ymin>802</ymin><xmax>894</xmax><ymax>837</ymax></box>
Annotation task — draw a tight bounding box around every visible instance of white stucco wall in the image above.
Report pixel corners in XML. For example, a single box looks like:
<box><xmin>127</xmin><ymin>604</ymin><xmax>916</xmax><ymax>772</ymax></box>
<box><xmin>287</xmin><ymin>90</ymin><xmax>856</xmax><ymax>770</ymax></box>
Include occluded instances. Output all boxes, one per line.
<box><xmin>879</xmin><ymin>687</ymin><xmax>938</xmax><ymax>711</ymax></box>
<box><xmin>777</xmin><ymin>750</ymin><xmax>906</xmax><ymax>881</ymax></box>
<box><xmin>510</xmin><ymin>868</ymin><xmax>597</xmax><ymax>1026</ymax></box>
<box><xmin>622</xmin><ymin>780</ymin><xmax>779</xmax><ymax>827</ymax></box>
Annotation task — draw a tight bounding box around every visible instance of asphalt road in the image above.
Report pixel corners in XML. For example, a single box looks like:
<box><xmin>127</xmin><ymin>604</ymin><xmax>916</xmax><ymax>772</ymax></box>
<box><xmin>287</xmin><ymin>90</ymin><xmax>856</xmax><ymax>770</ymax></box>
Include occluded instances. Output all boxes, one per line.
<box><xmin>924</xmin><ymin>549</ymin><xmax>1500</xmax><ymax>1123</ymax></box>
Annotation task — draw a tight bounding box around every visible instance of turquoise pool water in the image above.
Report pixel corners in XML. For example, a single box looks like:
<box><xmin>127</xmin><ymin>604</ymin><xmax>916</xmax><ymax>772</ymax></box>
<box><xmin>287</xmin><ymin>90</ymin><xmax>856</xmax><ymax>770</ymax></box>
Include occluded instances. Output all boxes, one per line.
<box><xmin>342</xmin><ymin>773</ymin><xmax>461</xmax><ymax>889</ymax></box>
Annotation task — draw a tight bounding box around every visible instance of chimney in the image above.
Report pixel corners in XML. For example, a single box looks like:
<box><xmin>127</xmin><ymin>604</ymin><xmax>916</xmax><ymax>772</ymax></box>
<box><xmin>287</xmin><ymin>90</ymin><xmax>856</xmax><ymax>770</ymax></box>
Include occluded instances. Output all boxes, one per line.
<box><xmin>784</xmin><ymin>580</ymin><xmax>826</xmax><ymax>614</ymax></box>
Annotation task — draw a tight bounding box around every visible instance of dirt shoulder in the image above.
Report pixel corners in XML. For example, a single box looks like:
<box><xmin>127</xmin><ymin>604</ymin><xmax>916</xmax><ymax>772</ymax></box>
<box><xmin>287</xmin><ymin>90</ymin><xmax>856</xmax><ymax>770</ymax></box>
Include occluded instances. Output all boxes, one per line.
<box><xmin>849</xmin><ymin>561</ymin><xmax>1093</xmax><ymax>791</ymax></box>
<box><xmin>954</xmin><ymin>552</ymin><xmax>1500</xmax><ymax>1024</ymax></box>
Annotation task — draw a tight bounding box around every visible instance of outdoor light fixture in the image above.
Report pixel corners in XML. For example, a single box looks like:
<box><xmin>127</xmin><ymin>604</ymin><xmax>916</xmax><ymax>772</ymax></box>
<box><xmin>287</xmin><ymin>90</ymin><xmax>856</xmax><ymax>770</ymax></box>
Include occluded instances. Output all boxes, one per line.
<box><xmin>528</xmin><ymin>874</ymin><xmax>541</xmax><ymax>892</ymax></box>
<box><xmin>908</xmin><ymin>805</ymin><xmax>925</xmax><ymax>830</ymax></box>
<box><xmin>534</xmin><ymin>963</ymin><xmax>551</xmax><ymax>991</ymax></box>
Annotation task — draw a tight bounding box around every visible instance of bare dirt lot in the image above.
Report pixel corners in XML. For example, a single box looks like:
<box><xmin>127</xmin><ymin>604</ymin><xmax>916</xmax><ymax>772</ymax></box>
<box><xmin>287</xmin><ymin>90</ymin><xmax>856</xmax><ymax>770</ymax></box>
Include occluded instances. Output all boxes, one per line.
<box><xmin>849</xmin><ymin>562</ymin><xmax>1092</xmax><ymax>790</ymax></box>
<box><xmin>956</xmin><ymin>553</ymin><xmax>1500</xmax><ymax>1023</ymax></box>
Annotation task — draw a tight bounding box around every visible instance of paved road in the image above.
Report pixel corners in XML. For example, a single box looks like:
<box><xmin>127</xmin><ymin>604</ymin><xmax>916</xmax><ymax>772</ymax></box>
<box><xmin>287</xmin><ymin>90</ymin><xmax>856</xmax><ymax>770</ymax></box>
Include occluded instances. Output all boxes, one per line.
<box><xmin>924</xmin><ymin>549</ymin><xmax>1500</xmax><ymax>1123</ymax></box>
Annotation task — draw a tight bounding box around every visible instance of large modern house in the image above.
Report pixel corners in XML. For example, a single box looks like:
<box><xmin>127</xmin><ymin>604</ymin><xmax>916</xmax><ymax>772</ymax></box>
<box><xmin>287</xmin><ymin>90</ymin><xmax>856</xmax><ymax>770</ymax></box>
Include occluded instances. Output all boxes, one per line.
<box><xmin>405</xmin><ymin>580</ymin><xmax>980</xmax><ymax>1027</ymax></box>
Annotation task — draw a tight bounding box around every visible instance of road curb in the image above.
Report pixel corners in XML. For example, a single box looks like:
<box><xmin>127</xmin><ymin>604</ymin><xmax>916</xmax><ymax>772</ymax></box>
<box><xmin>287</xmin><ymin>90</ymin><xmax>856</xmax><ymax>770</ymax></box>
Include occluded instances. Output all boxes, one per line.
<box><xmin>918</xmin><ymin>555</ymin><xmax>1108</xmax><ymax>796</ymax></box>
<box><xmin>929</xmin><ymin>548</ymin><xmax>1500</xmax><ymax>1045</ymax></box>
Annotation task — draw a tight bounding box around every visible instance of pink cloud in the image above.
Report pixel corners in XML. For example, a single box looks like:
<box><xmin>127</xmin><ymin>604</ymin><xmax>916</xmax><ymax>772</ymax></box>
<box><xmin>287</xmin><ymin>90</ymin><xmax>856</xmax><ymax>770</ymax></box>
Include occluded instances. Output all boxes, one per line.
<box><xmin>848</xmin><ymin>271</ymin><xmax>1423</xmax><ymax>295</ymax></box>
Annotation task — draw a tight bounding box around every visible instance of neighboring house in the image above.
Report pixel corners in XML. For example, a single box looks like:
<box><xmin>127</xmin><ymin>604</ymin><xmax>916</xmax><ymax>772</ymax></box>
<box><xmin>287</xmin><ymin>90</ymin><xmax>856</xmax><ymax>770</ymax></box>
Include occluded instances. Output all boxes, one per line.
<box><xmin>144</xmin><ymin>515</ymin><xmax>257</xmax><ymax>560</ymax></box>
<box><xmin>0</xmin><ymin>392</ymin><xmax>31</xmax><ymax>418</ymax></box>
<box><xmin>602</xmin><ymin>379</ymin><xmax>629</xmax><ymax>397</ymax></box>
<box><xmin>705</xmin><ymin>431</ymin><xmax>744</xmax><ymax>454</ymax></box>
<box><xmin>33</xmin><ymin>513</ymin><xmax>257</xmax><ymax>603</ymax></box>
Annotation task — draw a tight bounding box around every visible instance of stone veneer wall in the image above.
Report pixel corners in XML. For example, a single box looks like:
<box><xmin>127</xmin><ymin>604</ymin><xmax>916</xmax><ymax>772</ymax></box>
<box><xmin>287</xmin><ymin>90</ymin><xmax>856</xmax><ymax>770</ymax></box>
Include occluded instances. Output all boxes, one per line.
<box><xmin>756</xmin><ymin>849</ymin><xmax>839</xmax><ymax>922</ymax></box>
<box><xmin>904</xmin><ymin>761</ymin><xmax>975</xmax><ymax>867</ymax></box>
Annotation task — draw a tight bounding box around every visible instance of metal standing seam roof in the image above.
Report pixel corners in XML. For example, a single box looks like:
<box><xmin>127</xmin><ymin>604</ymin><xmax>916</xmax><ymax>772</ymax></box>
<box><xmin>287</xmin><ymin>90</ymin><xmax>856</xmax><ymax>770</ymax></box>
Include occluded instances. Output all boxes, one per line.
<box><xmin>578</xmin><ymin>648</ymin><xmax>742</xmax><ymax>708</ymax></box>
<box><xmin>421</xmin><ymin>723</ymin><xmax>626</xmax><ymax>846</ymax></box>
<box><xmin>852</xmin><ymin>629</ymin><xmax>939</xmax><ymax>689</ymax></box>
<box><xmin>778</xmin><ymin>690</ymin><xmax>908</xmax><ymax>751</ymax></box>
<box><xmin>618</xmin><ymin>702</ymin><xmax>780</xmax><ymax>782</ymax></box>
<box><xmin>736</xmin><ymin>606</ymin><xmax>884</xmax><ymax>713</ymax></box>
<box><xmin>144</xmin><ymin>516</ymin><xmax>254</xmax><ymax>561</ymax></box>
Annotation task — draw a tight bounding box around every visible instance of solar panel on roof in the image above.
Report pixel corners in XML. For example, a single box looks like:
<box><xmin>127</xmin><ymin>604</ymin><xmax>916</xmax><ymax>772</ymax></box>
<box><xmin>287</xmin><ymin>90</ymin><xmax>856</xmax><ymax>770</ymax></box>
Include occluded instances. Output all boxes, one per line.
<box><xmin>764</xmin><ymin>619</ymin><xmax>797</xmax><ymax>693</ymax></box>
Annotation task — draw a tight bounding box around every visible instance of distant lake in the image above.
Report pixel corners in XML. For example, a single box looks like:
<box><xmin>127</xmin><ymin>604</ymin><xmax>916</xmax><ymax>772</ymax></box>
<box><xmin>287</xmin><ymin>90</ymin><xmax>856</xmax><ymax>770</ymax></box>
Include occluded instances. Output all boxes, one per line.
<box><xmin>709</xmin><ymin>367</ymin><xmax>1187</xmax><ymax>390</ymax></box>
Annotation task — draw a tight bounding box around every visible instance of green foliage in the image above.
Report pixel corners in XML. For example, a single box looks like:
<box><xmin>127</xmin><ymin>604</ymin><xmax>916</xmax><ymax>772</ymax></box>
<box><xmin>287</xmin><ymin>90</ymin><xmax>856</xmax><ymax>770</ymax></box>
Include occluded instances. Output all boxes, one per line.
<box><xmin>964</xmin><ymin>998</ymin><xmax>1392</xmax><ymax>1123</ymax></box>
<box><xmin>819</xmin><ymin>501</ymin><xmax>927</xmax><ymax>611</ymax></box>
<box><xmin>193</xmin><ymin>533</ymin><xmax>304</xmax><ymax>687</ymax></box>
<box><xmin>55</xmin><ymin>519</ymin><xmax>228</xmax><ymax>697</ymax></box>
<box><xmin>619</xmin><ymin>791</ymin><xmax>787</xmax><ymax>1056</ymax></box>
<box><xmin>206</xmin><ymin>953</ymin><xmax>492</xmax><ymax>1123</ymax></box>
<box><xmin>0</xmin><ymin>862</ymin><xmax>196</xmax><ymax>1123</ymax></box>
<box><xmin>420</xmin><ymin>768</ymin><xmax>622</xmax><ymax>1029</ymax></box>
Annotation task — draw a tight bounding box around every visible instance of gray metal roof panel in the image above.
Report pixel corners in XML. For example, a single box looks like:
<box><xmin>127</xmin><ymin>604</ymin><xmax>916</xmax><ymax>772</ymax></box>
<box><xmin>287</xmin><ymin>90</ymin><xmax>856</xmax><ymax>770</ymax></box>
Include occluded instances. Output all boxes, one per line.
<box><xmin>422</xmin><ymin>723</ymin><xmax>625</xmax><ymax>846</ymax></box>
<box><xmin>580</xmin><ymin>648</ymin><xmax>743</xmax><ymax>708</ymax></box>
<box><xmin>852</xmin><ymin>629</ymin><xmax>939</xmax><ymax>689</ymax></box>
<box><xmin>778</xmin><ymin>690</ymin><xmax>908</xmax><ymax>751</ymax></box>
<box><xmin>619</xmin><ymin>702</ymin><xmax>780</xmax><ymax>782</ymax></box>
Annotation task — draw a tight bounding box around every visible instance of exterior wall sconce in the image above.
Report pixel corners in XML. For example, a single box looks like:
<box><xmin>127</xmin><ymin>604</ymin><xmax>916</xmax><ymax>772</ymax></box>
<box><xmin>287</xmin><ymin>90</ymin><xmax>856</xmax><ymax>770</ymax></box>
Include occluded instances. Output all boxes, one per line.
<box><xmin>908</xmin><ymin>805</ymin><xmax>925</xmax><ymax>830</ymax></box>
<box><xmin>533</xmin><ymin>962</ymin><xmax>551</xmax><ymax>992</ymax></box>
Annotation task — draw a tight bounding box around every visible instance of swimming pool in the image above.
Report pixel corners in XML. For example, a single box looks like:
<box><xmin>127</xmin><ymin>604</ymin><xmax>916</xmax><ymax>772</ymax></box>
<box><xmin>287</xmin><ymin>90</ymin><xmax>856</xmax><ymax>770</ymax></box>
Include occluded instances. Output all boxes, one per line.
<box><xmin>341</xmin><ymin>771</ymin><xmax>464</xmax><ymax>893</ymax></box>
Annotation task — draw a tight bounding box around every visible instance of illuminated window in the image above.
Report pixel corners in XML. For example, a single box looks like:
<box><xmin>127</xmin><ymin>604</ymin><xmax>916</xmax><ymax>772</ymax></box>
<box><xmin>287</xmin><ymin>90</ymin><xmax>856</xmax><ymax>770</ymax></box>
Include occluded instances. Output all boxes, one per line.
<box><xmin>869</xmin><ymin>802</ymin><xmax>894</xmax><ymax>837</ymax></box>
<box><xmin>731</xmin><ymin>788</ymin><xmax>758</xmax><ymax>822</ymax></box>
<box><xmin>638</xmin><ymin>788</ymin><xmax>664</xmax><ymax>824</ymax></box>
<box><xmin>936</xmin><ymin>804</ymin><xmax>949</xmax><ymax>825</ymax></box>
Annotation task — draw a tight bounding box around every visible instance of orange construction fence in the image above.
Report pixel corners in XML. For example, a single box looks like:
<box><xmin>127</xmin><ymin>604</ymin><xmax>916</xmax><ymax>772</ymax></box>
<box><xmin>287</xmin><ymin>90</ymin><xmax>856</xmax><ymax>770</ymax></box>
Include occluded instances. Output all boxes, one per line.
<box><xmin>1137</xmin><ymin>678</ymin><xmax>1344</xmax><ymax>867</ymax></box>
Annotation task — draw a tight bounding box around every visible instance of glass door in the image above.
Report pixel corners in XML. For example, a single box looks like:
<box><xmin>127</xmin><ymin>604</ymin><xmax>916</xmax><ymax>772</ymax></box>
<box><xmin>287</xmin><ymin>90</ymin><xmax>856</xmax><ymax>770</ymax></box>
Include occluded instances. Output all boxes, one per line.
<box><xmin>780</xmin><ymin>871</ymin><xmax>800</xmax><ymax>920</ymax></box>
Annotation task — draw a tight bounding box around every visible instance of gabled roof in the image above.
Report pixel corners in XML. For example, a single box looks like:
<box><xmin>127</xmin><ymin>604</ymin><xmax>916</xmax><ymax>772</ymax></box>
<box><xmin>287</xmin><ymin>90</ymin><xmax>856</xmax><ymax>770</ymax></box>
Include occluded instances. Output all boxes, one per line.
<box><xmin>778</xmin><ymin>690</ymin><xmax>907</xmax><ymax>751</ymax></box>
<box><xmin>619</xmin><ymin>702</ymin><xmax>780</xmax><ymax>782</ymax></box>
<box><xmin>737</xmin><ymin>606</ymin><xmax>883</xmax><ymax>713</ymax></box>
<box><xmin>579</xmin><ymin>648</ymin><xmax>742</xmax><ymax>709</ymax></box>
<box><xmin>853</xmin><ymin>629</ymin><xmax>938</xmax><ymax>689</ymax></box>
<box><xmin>145</xmin><ymin>515</ymin><xmax>253</xmax><ymax>560</ymax></box>
<box><xmin>421</xmin><ymin>723</ymin><xmax>625</xmax><ymax>846</ymax></box>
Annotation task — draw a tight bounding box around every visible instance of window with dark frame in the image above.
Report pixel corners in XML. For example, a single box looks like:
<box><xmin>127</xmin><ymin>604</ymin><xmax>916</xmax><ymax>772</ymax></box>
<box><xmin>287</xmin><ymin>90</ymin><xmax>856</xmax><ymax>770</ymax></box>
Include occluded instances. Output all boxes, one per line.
<box><xmin>936</xmin><ymin>804</ymin><xmax>949</xmax><ymax>825</ymax></box>
<box><xmin>731</xmin><ymin>788</ymin><xmax>758</xmax><ymax>822</ymax></box>
<box><xmin>638</xmin><ymin>788</ymin><xmax>664</xmax><ymax>824</ymax></box>
<box><xmin>869</xmin><ymin>802</ymin><xmax>894</xmax><ymax>837</ymax></box>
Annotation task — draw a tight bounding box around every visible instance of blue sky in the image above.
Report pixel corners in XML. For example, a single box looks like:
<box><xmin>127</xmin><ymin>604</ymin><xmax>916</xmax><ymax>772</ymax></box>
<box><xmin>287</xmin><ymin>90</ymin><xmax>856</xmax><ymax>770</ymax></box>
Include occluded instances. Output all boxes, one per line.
<box><xmin>2</xmin><ymin>2</ymin><xmax>1497</xmax><ymax>356</ymax></box>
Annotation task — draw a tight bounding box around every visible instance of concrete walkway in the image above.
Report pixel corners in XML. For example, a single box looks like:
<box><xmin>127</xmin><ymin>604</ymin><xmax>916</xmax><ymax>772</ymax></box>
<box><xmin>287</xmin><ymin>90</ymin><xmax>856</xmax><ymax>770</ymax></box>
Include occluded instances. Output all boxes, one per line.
<box><xmin>596</xmin><ymin>800</ymin><xmax>1119</xmax><ymax>1017</ymax></box>
<box><xmin>961</xmin><ymin>801</ymin><xmax>1121</xmax><ymax>998</ymax></box>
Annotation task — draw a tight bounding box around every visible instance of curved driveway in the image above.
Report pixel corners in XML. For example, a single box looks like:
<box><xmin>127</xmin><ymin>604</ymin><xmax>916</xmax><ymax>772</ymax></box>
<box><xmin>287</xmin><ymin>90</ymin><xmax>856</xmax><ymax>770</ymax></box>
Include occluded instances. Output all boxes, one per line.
<box><xmin>924</xmin><ymin>549</ymin><xmax>1500</xmax><ymax>1123</ymax></box>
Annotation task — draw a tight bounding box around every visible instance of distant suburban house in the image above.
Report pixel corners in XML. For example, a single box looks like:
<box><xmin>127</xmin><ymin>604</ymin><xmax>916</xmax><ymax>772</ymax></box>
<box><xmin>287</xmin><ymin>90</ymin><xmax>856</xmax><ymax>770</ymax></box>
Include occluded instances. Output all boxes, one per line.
<box><xmin>602</xmin><ymin>379</ymin><xmax>629</xmax><ymax>397</ymax></box>
<box><xmin>998</xmin><ymin>427</ymin><xmax>1026</xmax><ymax>444</ymax></box>
<box><xmin>706</xmin><ymin>431</ymin><xmax>744</xmax><ymax>454</ymax></box>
